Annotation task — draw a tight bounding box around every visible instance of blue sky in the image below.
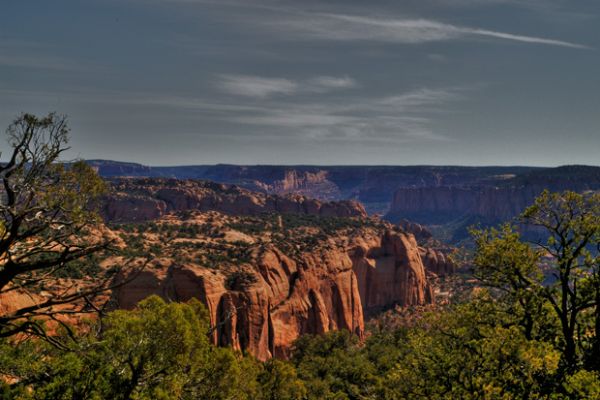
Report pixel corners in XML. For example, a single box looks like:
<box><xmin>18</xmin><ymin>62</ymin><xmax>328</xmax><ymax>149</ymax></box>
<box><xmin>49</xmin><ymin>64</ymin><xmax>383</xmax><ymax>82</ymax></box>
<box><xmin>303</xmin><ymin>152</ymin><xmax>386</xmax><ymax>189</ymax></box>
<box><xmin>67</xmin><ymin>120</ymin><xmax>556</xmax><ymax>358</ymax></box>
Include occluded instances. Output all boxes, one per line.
<box><xmin>1</xmin><ymin>0</ymin><xmax>599</xmax><ymax>166</ymax></box>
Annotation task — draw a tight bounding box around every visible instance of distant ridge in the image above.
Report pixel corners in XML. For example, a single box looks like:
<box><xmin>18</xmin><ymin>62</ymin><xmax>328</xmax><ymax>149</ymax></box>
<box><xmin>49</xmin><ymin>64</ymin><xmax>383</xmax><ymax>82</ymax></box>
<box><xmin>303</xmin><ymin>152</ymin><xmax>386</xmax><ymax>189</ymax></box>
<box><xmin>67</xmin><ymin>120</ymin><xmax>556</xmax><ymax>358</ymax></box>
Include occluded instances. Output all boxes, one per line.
<box><xmin>88</xmin><ymin>160</ymin><xmax>600</xmax><ymax>243</ymax></box>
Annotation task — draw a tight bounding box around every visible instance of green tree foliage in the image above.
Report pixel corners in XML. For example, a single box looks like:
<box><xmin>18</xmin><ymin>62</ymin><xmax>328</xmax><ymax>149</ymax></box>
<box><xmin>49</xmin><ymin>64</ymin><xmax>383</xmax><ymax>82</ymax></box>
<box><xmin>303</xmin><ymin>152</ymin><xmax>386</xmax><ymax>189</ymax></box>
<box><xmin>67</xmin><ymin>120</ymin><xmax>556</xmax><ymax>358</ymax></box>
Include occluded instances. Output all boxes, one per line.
<box><xmin>471</xmin><ymin>224</ymin><xmax>555</xmax><ymax>341</ymax></box>
<box><xmin>291</xmin><ymin>330</ymin><xmax>380</xmax><ymax>399</ymax></box>
<box><xmin>256</xmin><ymin>359</ymin><xmax>307</xmax><ymax>400</ymax></box>
<box><xmin>387</xmin><ymin>293</ymin><xmax>561</xmax><ymax>399</ymax></box>
<box><xmin>472</xmin><ymin>190</ymin><xmax>600</xmax><ymax>373</ymax></box>
<box><xmin>0</xmin><ymin>296</ymin><xmax>307</xmax><ymax>400</ymax></box>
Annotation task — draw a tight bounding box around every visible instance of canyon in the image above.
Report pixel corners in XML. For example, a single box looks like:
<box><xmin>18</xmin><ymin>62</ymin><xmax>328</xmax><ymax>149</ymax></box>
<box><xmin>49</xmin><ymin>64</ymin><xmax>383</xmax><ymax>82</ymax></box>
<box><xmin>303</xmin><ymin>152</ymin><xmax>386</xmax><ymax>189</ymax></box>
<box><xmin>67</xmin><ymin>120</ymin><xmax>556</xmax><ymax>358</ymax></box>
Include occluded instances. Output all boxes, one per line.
<box><xmin>48</xmin><ymin>164</ymin><xmax>598</xmax><ymax>358</ymax></box>
<box><xmin>93</xmin><ymin>178</ymin><xmax>447</xmax><ymax>359</ymax></box>
<box><xmin>89</xmin><ymin>161</ymin><xmax>539</xmax><ymax>214</ymax></box>
<box><xmin>111</xmin><ymin>210</ymin><xmax>436</xmax><ymax>359</ymax></box>
<box><xmin>102</xmin><ymin>177</ymin><xmax>366</xmax><ymax>223</ymax></box>
<box><xmin>91</xmin><ymin>162</ymin><xmax>600</xmax><ymax>242</ymax></box>
<box><xmin>386</xmin><ymin>165</ymin><xmax>600</xmax><ymax>241</ymax></box>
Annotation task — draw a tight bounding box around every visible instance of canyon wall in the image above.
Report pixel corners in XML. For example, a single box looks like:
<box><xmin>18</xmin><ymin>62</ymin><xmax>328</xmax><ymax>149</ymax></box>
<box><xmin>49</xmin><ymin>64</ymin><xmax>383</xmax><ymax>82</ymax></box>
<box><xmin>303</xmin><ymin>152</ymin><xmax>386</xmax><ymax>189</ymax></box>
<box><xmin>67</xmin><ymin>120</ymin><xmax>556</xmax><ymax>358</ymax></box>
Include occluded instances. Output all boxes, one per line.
<box><xmin>419</xmin><ymin>247</ymin><xmax>456</xmax><ymax>276</ymax></box>
<box><xmin>102</xmin><ymin>178</ymin><xmax>366</xmax><ymax>222</ymax></box>
<box><xmin>114</xmin><ymin>228</ymin><xmax>432</xmax><ymax>360</ymax></box>
<box><xmin>90</xmin><ymin>161</ymin><xmax>539</xmax><ymax>215</ymax></box>
<box><xmin>387</xmin><ymin>182</ymin><xmax>600</xmax><ymax>226</ymax></box>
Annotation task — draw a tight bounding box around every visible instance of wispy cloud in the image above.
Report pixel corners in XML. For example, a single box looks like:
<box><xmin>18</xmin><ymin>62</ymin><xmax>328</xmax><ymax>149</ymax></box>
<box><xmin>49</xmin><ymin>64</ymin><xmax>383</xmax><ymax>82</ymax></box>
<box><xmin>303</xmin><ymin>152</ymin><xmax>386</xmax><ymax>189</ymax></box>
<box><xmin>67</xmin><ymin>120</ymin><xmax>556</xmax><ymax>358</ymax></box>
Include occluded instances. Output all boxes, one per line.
<box><xmin>0</xmin><ymin>85</ymin><xmax>462</xmax><ymax>144</ymax></box>
<box><xmin>306</xmin><ymin>76</ymin><xmax>357</xmax><ymax>91</ymax></box>
<box><xmin>226</xmin><ymin>87</ymin><xmax>463</xmax><ymax>142</ymax></box>
<box><xmin>217</xmin><ymin>74</ymin><xmax>358</xmax><ymax>98</ymax></box>
<box><xmin>218</xmin><ymin>75</ymin><xmax>298</xmax><ymax>98</ymax></box>
<box><xmin>268</xmin><ymin>13</ymin><xmax>588</xmax><ymax>49</ymax></box>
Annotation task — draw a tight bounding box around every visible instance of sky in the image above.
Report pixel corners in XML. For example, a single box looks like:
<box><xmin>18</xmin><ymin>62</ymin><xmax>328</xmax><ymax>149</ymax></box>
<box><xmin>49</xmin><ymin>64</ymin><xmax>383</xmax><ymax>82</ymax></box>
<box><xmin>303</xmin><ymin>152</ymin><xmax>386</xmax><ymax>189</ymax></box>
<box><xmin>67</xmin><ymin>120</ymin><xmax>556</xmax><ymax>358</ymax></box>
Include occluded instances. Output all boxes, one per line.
<box><xmin>1</xmin><ymin>0</ymin><xmax>599</xmax><ymax>166</ymax></box>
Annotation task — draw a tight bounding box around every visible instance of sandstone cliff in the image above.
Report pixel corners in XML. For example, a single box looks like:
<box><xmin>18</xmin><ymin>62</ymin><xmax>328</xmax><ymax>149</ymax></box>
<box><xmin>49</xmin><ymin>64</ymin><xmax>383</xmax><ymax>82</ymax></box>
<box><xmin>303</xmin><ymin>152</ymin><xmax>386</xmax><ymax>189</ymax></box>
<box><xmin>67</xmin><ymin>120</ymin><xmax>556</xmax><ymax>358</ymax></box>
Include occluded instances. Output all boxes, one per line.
<box><xmin>387</xmin><ymin>166</ymin><xmax>600</xmax><ymax>226</ymax></box>
<box><xmin>113</xmin><ymin>212</ymin><xmax>432</xmax><ymax>359</ymax></box>
<box><xmin>260</xmin><ymin>170</ymin><xmax>341</xmax><ymax>200</ymax></box>
<box><xmin>419</xmin><ymin>247</ymin><xmax>456</xmax><ymax>276</ymax></box>
<box><xmin>91</xmin><ymin>160</ymin><xmax>540</xmax><ymax>215</ymax></box>
<box><xmin>398</xmin><ymin>219</ymin><xmax>433</xmax><ymax>242</ymax></box>
<box><xmin>388</xmin><ymin>185</ymin><xmax>552</xmax><ymax>224</ymax></box>
<box><xmin>102</xmin><ymin>178</ymin><xmax>366</xmax><ymax>223</ymax></box>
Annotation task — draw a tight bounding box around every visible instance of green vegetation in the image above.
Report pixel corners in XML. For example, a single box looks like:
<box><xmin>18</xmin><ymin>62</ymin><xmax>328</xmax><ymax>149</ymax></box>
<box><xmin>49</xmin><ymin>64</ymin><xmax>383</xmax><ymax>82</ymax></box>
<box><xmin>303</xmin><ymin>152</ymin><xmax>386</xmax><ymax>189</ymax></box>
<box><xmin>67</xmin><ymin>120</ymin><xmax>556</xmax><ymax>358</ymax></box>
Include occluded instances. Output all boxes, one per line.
<box><xmin>222</xmin><ymin>213</ymin><xmax>383</xmax><ymax>237</ymax></box>
<box><xmin>113</xmin><ymin>212</ymin><xmax>381</xmax><ymax>269</ymax></box>
<box><xmin>114</xmin><ymin>220</ymin><xmax>223</xmax><ymax>241</ymax></box>
<box><xmin>0</xmin><ymin>297</ymin><xmax>306</xmax><ymax>399</ymax></box>
<box><xmin>225</xmin><ymin>269</ymin><xmax>259</xmax><ymax>291</ymax></box>
<box><xmin>472</xmin><ymin>190</ymin><xmax>600</xmax><ymax>374</ymax></box>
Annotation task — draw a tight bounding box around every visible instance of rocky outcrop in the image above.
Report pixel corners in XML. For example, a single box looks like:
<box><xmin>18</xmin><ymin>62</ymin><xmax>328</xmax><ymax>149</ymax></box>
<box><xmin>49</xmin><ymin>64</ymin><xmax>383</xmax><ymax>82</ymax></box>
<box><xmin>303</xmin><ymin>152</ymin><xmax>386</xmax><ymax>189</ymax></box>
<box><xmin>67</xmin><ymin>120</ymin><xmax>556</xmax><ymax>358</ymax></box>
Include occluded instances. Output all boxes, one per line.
<box><xmin>101</xmin><ymin>193</ymin><xmax>166</xmax><ymax>222</ymax></box>
<box><xmin>102</xmin><ymin>178</ymin><xmax>366</xmax><ymax>222</ymax></box>
<box><xmin>398</xmin><ymin>219</ymin><xmax>432</xmax><ymax>242</ymax></box>
<box><xmin>265</xmin><ymin>170</ymin><xmax>341</xmax><ymax>200</ymax></box>
<box><xmin>114</xmin><ymin>228</ymin><xmax>432</xmax><ymax>360</ymax></box>
<box><xmin>91</xmin><ymin>160</ymin><xmax>543</xmax><ymax>215</ymax></box>
<box><xmin>92</xmin><ymin>161</ymin><xmax>600</xmax><ymax>221</ymax></box>
<box><xmin>419</xmin><ymin>247</ymin><xmax>456</xmax><ymax>276</ymax></box>
<box><xmin>387</xmin><ymin>166</ymin><xmax>600</xmax><ymax>226</ymax></box>
<box><xmin>352</xmin><ymin>231</ymin><xmax>433</xmax><ymax>316</ymax></box>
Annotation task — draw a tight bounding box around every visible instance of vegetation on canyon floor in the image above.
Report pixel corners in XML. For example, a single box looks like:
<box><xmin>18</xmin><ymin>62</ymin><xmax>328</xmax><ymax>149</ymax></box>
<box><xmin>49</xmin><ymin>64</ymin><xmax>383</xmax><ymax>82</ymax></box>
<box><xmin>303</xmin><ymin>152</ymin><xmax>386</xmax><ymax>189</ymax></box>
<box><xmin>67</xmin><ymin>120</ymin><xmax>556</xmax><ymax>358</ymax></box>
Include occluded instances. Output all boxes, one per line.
<box><xmin>0</xmin><ymin>114</ymin><xmax>599</xmax><ymax>398</ymax></box>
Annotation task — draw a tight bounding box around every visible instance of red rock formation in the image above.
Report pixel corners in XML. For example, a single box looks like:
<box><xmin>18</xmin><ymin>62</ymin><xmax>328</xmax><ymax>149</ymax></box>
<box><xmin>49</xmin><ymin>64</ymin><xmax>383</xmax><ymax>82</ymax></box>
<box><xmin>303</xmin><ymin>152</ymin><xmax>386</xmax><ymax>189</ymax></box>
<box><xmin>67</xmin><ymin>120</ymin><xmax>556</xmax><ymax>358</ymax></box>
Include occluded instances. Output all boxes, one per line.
<box><xmin>398</xmin><ymin>219</ymin><xmax>433</xmax><ymax>242</ymax></box>
<box><xmin>102</xmin><ymin>178</ymin><xmax>366</xmax><ymax>222</ymax></box>
<box><xmin>352</xmin><ymin>231</ymin><xmax>433</xmax><ymax>315</ymax></box>
<box><xmin>101</xmin><ymin>193</ymin><xmax>166</xmax><ymax>222</ymax></box>
<box><xmin>114</xmin><ymin>228</ymin><xmax>431</xmax><ymax>360</ymax></box>
<box><xmin>419</xmin><ymin>247</ymin><xmax>456</xmax><ymax>276</ymax></box>
<box><xmin>268</xmin><ymin>170</ymin><xmax>341</xmax><ymax>200</ymax></box>
<box><xmin>388</xmin><ymin>182</ymin><xmax>599</xmax><ymax>225</ymax></box>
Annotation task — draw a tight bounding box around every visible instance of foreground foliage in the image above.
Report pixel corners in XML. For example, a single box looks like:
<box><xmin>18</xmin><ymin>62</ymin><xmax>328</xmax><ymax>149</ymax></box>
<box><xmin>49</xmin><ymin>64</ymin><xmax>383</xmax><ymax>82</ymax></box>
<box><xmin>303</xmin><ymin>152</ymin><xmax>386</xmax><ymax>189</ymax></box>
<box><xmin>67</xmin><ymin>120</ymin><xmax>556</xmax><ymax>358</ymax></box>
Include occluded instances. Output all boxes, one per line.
<box><xmin>0</xmin><ymin>297</ymin><xmax>306</xmax><ymax>400</ymax></box>
<box><xmin>1</xmin><ymin>293</ymin><xmax>598</xmax><ymax>399</ymax></box>
<box><xmin>0</xmin><ymin>113</ymin><xmax>138</xmax><ymax>342</ymax></box>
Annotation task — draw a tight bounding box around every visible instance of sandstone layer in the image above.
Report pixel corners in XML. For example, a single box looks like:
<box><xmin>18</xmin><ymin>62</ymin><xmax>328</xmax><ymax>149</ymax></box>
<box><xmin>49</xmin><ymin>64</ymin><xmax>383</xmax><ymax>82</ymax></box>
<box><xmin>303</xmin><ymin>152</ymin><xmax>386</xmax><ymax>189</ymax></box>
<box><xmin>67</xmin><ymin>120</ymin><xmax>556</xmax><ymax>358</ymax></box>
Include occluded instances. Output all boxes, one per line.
<box><xmin>113</xmin><ymin>212</ymin><xmax>432</xmax><ymax>359</ymax></box>
<box><xmin>387</xmin><ymin>166</ymin><xmax>600</xmax><ymax>226</ymax></box>
<box><xmin>102</xmin><ymin>178</ymin><xmax>366</xmax><ymax>223</ymax></box>
<box><xmin>419</xmin><ymin>247</ymin><xmax>456</xmax><ymax>276</ymax></box>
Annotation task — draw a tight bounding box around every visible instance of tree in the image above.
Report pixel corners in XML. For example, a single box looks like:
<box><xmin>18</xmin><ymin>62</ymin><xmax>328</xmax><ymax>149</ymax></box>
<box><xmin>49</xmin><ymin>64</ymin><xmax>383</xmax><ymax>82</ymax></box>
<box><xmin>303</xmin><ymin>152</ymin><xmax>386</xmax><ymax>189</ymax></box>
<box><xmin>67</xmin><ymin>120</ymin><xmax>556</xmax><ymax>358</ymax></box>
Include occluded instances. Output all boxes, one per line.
<box><xmin>0</xmin><ymin>113</ymin><xmax>132</xmax><ymax>341</ymax></box>
<box><xmin>0</xmin><ymin>296</ymin><xmax>252</xmax><ymax>399</ymax></box>
<box><xmin>471</xmin><ymin>224</ymin><xmax>553</xmax><ymax>341</ymax></box>
<box><xmin>291</xmin><ymin>330</ymin><xmax>380</xmax><ymax>399</ymax></box>
<box><xmin>472</xmin><ymin>190</ymin><xmax>600</xmax><ymax>373</ymax></box>
<box><xmin>523</xmin><ymin>190</ymin><xmax>600</xmax><ymax>371</ymax></box>
<box><xmin>386</xmin><ymin>293</ymin><xmax>561</xmax><ymax>399</ymax></box>
<box><xmin>257</xmin><ymin>359</ymin><xmax>307</xmax><ymax>400</ymax></box>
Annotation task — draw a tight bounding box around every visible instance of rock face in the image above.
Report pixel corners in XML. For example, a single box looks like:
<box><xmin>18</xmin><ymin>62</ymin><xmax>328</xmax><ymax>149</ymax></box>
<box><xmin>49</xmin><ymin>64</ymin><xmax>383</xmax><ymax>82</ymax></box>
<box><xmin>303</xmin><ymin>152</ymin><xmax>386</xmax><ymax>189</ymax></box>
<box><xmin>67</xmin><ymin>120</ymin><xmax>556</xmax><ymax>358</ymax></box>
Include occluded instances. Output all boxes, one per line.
<box><xmin>419</xmin><ymin>247</ymin><xmax>456</xmax><ymax>276</ymax></box>
<box><xmin>352</xmin><ymin>231</ymin><xmax>433</xmax><ymax>316</ymax></box>
<box><xmin>387</xmin><ymin>166</ymin><xmax>600</xmax><ymax>226</ymax></box>
<box><xmin>387</xmin><ymin>185</ymin><xmax>540</xmax><ymax>224</ymax></box>
<box><xmin>397</xmin><ymin>219</ymin><xmax>432</xmax><ymax>242</ymax></box>
<box><xmin>263</xmin><ymin>170</ymin><xmax>342</xmax><ymax>200</ymax></box>
<box><xmin>90</xmin><ymin>160</ymin><xmax>542</xmax><ymax>215</ymax></box>
<box><xmin>102</xmin><ymin>178</ymin><xmax>366</xmax><ymax>223</ymax></box>
<box><xmin>91</xmin><ymin>161</ymin><xmax>600</xmax><ymax>220</ymax></box>
<box><xmin>101</xmin><ymin>193</ymin><xmax>166</xmax><ymax>222</ymax></box>
<box><xmin>114</xmin><ymin>227</ymin><xmax>432</xmax><ymax>360</ymax></box>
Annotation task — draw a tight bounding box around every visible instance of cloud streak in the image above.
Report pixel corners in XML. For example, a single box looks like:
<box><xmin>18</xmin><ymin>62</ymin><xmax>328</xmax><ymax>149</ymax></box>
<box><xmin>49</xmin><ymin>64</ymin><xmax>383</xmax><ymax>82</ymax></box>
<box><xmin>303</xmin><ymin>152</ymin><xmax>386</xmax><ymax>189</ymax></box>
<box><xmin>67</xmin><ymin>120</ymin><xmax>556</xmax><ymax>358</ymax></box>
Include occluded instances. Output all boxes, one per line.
<box><xmin>217</xmin><ymin>74</ymin><xmax>358</xmax><ymax>98</ymax></box>
<box><xmin>218</xmin><ymin>75</ymin><xmax>298</xmax><ymax>98</ymax></box>
<box><xmin>268</xmin><ymin>13</ymin><xmax>588</xmax><ymax>49</ymax></box>
<box><xmin>1</xmin><ymin>83</ymin><xmax>459</xmax><ymax>144</ymax></box>
<box><xmin>225</xmin><ymin>87</ymin><xmax>462</xmax><ymax>142</ymax></box>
